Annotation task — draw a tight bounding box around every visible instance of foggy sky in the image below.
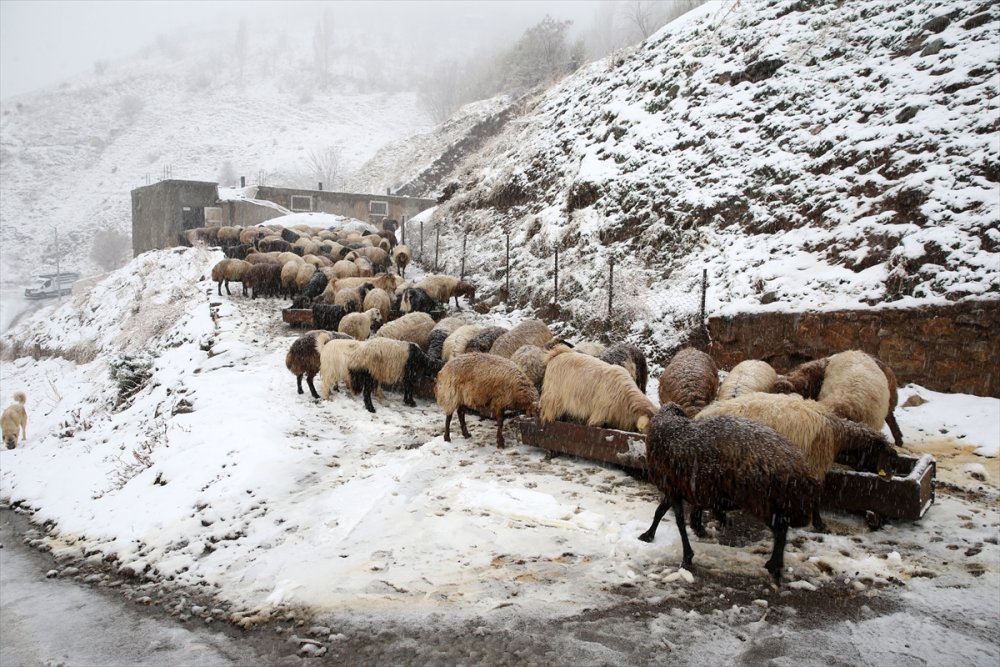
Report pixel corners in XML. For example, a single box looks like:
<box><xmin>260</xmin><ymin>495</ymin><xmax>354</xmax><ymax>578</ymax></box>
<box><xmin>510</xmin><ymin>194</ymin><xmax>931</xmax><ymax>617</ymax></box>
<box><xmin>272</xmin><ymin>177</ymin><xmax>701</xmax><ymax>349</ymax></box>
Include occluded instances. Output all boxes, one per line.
<box><xmin>0</xmin><ymin>0</ymin><xmax>614</xmax><ymax>100</ymax></box>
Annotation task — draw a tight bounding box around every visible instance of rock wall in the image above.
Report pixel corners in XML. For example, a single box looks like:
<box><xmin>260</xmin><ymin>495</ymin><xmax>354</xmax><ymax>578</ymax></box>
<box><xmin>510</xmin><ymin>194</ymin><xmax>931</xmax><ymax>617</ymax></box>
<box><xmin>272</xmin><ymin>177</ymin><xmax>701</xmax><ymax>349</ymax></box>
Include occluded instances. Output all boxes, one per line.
<box><xmin>707</xmin><ymin>300</ymin><xmax>999</xmax><ymax>397</ymax></box>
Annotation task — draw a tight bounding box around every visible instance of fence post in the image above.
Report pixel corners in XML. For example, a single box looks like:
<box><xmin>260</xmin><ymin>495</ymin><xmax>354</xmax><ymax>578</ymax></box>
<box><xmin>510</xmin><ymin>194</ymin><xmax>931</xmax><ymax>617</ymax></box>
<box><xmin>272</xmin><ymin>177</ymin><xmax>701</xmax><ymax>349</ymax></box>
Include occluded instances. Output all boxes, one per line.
<box><xmin>700</xmin><ymin>268</ymin><xmax>707</xmax><ymax>324</ymax></box>
<box><xmin>608</xmin><ymin>258</ymin><xmax>614</xmax><ymax>317</ymax></box>
<box><xmin>419</xmin><ymin>221</ymin><xmax>424</xmax><ymax>261</ymax></box>
<box><xmin>505</xmin><ymin>232</ymin><xmax>510</xmax><ymax>302</ymax></box>
<box><xmin>460</xmin><ymin>231</ymin><xmax>468</xmax><ymax>281</ymax></box>
<box><xmin>554</xmin><ymin>246</ymin><xmax>559</xmax><ymax>304</ymax></box>
<box><xmin>401</xmin><ymin>217</ymin><xmax>406</xmax><ymax>246</ymax></box>
<box><xmin>435</xmin><ymin>225</ymin><xmax>440</xmax><ymax>273</ymax></box>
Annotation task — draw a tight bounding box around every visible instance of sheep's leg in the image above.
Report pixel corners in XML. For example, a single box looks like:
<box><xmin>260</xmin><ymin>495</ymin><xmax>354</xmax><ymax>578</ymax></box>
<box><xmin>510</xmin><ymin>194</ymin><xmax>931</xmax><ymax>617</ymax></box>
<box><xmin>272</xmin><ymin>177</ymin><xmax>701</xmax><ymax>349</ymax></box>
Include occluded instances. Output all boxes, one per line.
<box><xmin>305</xmin><ymin>374</ymin><xmax>320</xmax><ymax>400</ymax></box>
<box><xmin>362</xmin><ymin>378</ymin><xmax>377</xmax><ymax>413</ymax></box>
<box><xmin>886</xmin><ymin>411</ymin><xmax>904</xmax><ymax>448</ymax></box>
<box><xmin>403</xmin><ymin>382</ymin><xmax>416</xmax><ymax>408</ymax></box>
<box><xmin>457</xmin><ymin>407</ymin><xmax>471</xmax><ymax>439</ymax></box>
<box><xmin>639</xmin><ymin>494</ymin><xmax>670</xmax><ymax>542</ymax></box>
<box><xmin>811</xmin><ymin>505</ymin><xmax>828</xmax><ymax>533</ymax></box>
<box><xmin>765</xmin><ymin>519</ymin><xmax>789</xmax><ymax>583</ymax></box>
<box><xmin>295</xmin><ymin>374</ymin><xmax>304</xmax><ymax>395</ymax></box>
<box><xmin>217</xmin><ymin>281</ymin><xmax>223</xmax><ymax>296</ymax></box>
<box><xmin>444</xmin><ymin>412</ymin><xmax>452</xmax><ymax>442</ymax></box>
<box><xmin>495</xmin><ymin>409</ymin><xmax>506</xmax><ymax>448</ymax></box>
<box><xmin>225</xmin><ymin>280</ymin><xmax>232</xmax><ymax>296</ymax></box>
<box><xmin>689</xmin><ymin>506</ymin><xmax>706</xmax><ymax>538</ymax></box>
<box><xmin>673</xmin><ymin>496</ymin><xmax>694</xmax><ymax>570</ymax></box>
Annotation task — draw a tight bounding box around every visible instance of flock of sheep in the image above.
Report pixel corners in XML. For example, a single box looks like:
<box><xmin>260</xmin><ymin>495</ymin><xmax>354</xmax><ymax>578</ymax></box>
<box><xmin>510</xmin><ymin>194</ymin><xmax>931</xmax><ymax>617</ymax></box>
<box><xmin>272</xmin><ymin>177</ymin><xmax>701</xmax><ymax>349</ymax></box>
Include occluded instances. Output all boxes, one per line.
<box><xmin>202</xmin><ymin>220</ymin><xmax>906</xmax><ymax>584</ymax></box>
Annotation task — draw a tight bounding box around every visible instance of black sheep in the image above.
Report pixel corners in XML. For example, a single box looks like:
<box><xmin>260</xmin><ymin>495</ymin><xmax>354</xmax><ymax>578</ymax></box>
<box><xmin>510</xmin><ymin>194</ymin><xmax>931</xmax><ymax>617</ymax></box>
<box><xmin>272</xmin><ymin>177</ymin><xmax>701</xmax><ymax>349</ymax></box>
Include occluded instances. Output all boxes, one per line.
<box><xmin>640</xmin><ymin>403</ymin><xmax>819</xmax><ymax>583</ymax></box>
<box><xmin>400</xmin><ymin>287</ymin><xmax>438</xmax><ymax>316</ymax></box>
<box><xmin>244</xmin><ymin>263</ymin><xmax>281</xmax><ymax>299</ymax></box>
<box><xmin>302</xmin><ymin>271</ymin><xmax>329</xmax><ymax>301</ymax></box>
<box><xmin>312</xmin><ymin>303</ymin><xmax>349</xmax><ymax>331</ymax></box>
<box><xmin>465</xmin><ymin>326</ymin><xmax>508</xmax><ymax>353</ymax></box>
<box><xmin>598</xmin><ymin>343</ymin><xmax>649</xmax><ymax>393</ymax></box>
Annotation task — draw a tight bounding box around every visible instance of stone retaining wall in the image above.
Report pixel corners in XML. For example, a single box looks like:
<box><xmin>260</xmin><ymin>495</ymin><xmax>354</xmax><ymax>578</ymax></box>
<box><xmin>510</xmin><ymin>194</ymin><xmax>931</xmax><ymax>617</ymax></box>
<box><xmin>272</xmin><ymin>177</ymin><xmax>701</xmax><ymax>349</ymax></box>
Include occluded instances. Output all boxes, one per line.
<box><xmin>707</xmin><ymin>300</ymin><xmax>999</xmax><ymax>397</ymax></box>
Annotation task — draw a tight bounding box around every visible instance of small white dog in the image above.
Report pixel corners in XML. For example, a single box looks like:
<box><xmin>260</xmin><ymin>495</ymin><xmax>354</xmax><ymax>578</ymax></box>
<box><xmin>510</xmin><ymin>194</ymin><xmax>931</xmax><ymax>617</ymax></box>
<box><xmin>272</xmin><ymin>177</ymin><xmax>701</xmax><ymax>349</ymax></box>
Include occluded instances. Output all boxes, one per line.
<box><xmin>1</xmin><ymin>391</ymin><xmax>27</xmax><ymax>449</ymax></box>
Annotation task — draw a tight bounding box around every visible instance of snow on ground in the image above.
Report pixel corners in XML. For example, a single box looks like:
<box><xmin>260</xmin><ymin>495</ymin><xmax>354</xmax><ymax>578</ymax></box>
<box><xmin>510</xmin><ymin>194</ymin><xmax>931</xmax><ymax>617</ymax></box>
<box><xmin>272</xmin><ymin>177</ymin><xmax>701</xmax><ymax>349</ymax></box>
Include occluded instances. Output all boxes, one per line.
<box><xmin>0</xmin><ymin>250</ymin><xmax>997</xmax><ymax>661</ymax></box>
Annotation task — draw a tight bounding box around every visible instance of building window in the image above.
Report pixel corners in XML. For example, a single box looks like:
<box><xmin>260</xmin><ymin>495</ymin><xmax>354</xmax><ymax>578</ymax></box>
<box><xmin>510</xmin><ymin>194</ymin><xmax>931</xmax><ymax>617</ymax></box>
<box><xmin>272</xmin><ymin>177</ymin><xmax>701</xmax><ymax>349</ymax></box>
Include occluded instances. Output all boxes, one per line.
<box><xmin>369</xmin><ymin>200</ymin><xmax>389</xmax><ymax>216</ymax></box>
<box><xmin>290</xmin><ymin>195</ymin><xmax>313</xmax><ymax>211</ymax></box>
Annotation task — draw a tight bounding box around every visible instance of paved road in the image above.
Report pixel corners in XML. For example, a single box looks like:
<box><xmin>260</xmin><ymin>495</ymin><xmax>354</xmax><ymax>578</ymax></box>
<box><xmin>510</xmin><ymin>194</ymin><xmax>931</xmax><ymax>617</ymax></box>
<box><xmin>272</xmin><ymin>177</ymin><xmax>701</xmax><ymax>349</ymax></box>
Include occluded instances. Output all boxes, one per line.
<box><xmin>0</xmin><ymin>509</ymin><xmax>265</xmax><ymax>667</ymax></box>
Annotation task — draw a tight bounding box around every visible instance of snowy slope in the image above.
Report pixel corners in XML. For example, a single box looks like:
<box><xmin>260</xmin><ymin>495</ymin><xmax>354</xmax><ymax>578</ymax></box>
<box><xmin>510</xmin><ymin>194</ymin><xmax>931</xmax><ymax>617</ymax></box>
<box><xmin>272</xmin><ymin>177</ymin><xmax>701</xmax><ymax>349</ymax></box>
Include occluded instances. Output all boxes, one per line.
<box><xmin>423</xmin><ymin>0</ymin><xmax>998</xmax><ymax>334</ymax></box>
<box><xmin>0</xmin><ymin>250</ymin><xmax>997</xmax><ymax>657</ymax></box>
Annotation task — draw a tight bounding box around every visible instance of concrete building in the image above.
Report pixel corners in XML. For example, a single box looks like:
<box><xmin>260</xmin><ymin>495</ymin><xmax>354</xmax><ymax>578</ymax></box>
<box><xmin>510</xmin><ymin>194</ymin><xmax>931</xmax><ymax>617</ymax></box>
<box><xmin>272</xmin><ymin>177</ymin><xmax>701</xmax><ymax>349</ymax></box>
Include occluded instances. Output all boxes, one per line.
<box><xmin>131</xmin><ymin>180</ymin><xmax>436</xmax><ymax>256</ymax></box>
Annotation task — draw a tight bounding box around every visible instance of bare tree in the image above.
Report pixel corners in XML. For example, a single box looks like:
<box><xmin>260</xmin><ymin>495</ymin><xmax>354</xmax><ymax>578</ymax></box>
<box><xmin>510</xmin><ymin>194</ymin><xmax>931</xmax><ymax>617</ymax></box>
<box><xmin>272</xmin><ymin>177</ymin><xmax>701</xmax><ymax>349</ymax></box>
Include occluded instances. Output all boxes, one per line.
<box><xmin>305</xmin><ymin>146</ymin><xmax>342</xmax><ymax>190</ymax></box>
<box><xmin>623</xmin><ymin>0</ymin><xmax>705</xmax><ymax>43</ymax></box>
<box><xmin>313</xmin><ymin>8</ymin><xmax>335</xmax><ymax>87</ymax></box>
<box><xmin>418</xmin><ymin>60</ymin><xmax>462</xmax><ymax>123</ymax></box>
<box><xmin>91</xmin><ymin>227</ymin><xmax>132</xmax><ymax>271</ymax></box>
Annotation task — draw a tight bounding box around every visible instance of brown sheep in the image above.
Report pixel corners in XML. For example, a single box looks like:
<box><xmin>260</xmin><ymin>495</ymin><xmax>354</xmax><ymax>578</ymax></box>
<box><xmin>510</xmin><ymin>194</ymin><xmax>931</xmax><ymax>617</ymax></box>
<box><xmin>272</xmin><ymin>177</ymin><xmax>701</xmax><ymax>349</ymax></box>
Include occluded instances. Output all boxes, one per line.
<box><xmin>657</xmin><ymin>348</ymin><xmax>719</xmax><ymax>417</ymax></box>
<box><xmin>414</xmin><ymin>274</ymin><xmax>476</xmax><ymax>308</ymax></box>
<box><xmin>244</xmin><ymin>263</ymin><xmax>282</xmax><ymax>299</ymax></box>
<box><xmin>540</xmin><ymin>346</ymin><xmax>656</xmax><ymax>433</ymax></box>
<box><xmin>393</xmin><ymin>245</ymin><xmax>411</xmax><ymax>278</ymax></box>
<box><xmin>641</xmin><ymin>403</ymin><xmax>820</xmax><ymax>583</ymax></box>
<box><xmin>489</xmin><ymin>320</ymin><xmax>553</xmax><ymax>358</ymax></box>
<box><xmin>286</xmin><ymin>330</ymin><xmax>333</xmax><ymax>399</ymax></box>
<box><xmin>435</xmin><ymin>353</ymin><xmax>539</xmax><ymax>448</ymax></box>
<box><xmin>374</xmin><ymin>312</ymin><xmax>436</xmax><ymax>351</ymax></box>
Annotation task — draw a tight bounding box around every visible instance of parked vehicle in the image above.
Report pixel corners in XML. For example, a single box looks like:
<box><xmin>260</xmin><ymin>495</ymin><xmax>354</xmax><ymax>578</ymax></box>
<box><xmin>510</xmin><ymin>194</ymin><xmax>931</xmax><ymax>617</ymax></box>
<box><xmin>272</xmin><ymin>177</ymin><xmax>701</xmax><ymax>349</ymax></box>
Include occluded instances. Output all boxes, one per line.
<box><xmin>24</xmin><ymin>272</ymin><xmax>79</xmax><ymax>299</ymax></box>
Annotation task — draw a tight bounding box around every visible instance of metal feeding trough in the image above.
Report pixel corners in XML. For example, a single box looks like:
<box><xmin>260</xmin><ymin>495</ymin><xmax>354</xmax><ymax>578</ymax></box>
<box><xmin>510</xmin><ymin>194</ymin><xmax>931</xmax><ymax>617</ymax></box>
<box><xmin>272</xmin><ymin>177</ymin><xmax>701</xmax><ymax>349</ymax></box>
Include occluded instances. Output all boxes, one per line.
<box><xmin>514</xmin><ymin>417</ymin><xmax>935</xmax><ymax>525</ymax></box>
<box><xmin>282</xmin><ymin>308</ymin><xmax>314</xmax><ymax>328</ymax></box>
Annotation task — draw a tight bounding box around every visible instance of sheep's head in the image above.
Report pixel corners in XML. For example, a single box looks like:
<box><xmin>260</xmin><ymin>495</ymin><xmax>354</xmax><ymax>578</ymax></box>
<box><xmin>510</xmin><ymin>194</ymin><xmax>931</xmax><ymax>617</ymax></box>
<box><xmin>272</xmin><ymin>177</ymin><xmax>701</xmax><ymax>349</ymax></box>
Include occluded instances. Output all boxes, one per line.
<box><xmin>636</xmin><ymin>415</ymin><xmax>651</xmax><ymax>434</ymax></box>
<box><xmin>3</xmin><ymin>433</ymin><xmax>16</xmax><ymax>449</ymax></box>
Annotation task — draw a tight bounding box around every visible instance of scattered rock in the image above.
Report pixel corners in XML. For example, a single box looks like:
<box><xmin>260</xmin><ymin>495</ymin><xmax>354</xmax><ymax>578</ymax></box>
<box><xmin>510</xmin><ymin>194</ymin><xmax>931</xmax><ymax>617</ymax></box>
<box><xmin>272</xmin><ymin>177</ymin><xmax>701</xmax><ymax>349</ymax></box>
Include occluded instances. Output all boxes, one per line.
<box><xmin>902</xmin><ymin>394</ymin><xmax>927</xmax><ymax>408</ymax></box>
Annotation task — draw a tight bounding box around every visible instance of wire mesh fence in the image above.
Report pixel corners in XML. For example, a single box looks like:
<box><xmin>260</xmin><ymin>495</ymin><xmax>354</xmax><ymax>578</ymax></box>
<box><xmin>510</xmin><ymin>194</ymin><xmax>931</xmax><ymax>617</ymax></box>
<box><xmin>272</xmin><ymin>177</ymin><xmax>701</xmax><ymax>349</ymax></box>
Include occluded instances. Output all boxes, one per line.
<box><xmin>402</xmin><ymin>218</ymin><xmax>708</xmax><ymax>365</ymax></box>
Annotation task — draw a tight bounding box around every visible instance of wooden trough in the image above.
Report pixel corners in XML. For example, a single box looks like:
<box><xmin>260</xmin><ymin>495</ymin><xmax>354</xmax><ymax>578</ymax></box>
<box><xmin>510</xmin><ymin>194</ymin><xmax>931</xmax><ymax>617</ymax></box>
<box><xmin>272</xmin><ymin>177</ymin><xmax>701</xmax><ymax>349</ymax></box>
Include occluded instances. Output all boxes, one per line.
<box><xmin>282</xmin><ymin>308</ymin><xmax>314</xmax><ymax>328</ymax></box>
<box><xmin>514</xmin><ymin>417</ymin><xmax>935</xmax><ymax>524</ymax></box>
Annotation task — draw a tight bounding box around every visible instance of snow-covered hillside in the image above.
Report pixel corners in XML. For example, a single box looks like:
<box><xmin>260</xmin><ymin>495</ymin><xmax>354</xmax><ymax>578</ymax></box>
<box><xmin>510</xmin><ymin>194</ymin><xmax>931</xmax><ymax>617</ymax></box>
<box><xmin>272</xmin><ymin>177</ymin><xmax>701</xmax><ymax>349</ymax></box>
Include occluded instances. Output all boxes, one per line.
<box><xmin>0</xmin><ymin>246</ymin><xmax>997</xmax><ymax>664</ymax></box>
<box><xmin>425</xmin><ymin>0</ymin><xmax>998</xmax><ymax>338</ymax></box>
<box><xmin>0</xmin><ymin>31</ymin><xmax>434</xmax><ymax>282</ymax></box>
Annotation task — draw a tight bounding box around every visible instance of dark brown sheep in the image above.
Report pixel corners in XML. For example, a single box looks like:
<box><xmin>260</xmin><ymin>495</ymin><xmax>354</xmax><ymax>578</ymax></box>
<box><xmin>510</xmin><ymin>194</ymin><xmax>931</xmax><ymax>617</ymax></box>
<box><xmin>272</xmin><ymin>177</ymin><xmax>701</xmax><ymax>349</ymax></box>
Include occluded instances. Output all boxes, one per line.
<box><xmin>657</xmin><ymin>348</ymin><xmax>719</xmax><ymax>417</ymax></box>
<box><xmin>598</xmin><ymin>343</ymin><xmax>649</xmax><ymax>393</ymax></box>
<box><xmin>640</xmin><ymin>403</ymin><xmax>819</xmax><ymax>583</ymax></box>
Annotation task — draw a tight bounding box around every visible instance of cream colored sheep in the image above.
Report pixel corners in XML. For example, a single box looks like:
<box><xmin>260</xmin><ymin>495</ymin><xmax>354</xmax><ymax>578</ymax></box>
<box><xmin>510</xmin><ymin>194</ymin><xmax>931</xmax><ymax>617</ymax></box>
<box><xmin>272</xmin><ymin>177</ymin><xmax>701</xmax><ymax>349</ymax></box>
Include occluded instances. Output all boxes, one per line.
<box><xmin>294</xmin><ymin>262</ymin><xmax>318</xmax><ymax>292</ymax></box>
<box><xmin>717</xmin><ymin>359</ymin><xmax>777</xmax><ymax>400</ymax></box>
<box><xmin>332</xmin><ymin>259</ymin><xmax>360</xmax><ymax>279</ymax></box>
<box><xmin>363</xmin><ymin>288</ymin><xmax>393</xmax><ymax>323</ymax></box>
<box><xmin>696</xmin><ymin>391</ymin><xmax>896</xmax><ymax>531</ymax></box>
<box><xmin>1</xmin><ymin>391</ymin><xmax>27</xmax><ymax>449</ymax></box>
<box><xmin>657</xmin><ymin>348</ymin><xmax>719</xmax><ymax>417</ymax></box>
<box><xmin>818</xmin><ymin>350</ymin><xmax>890</xmax><ymax>432</ymax></box>
<box><xmin>442</xmin><ymin>325</ymin><xmax>482</xmax><ymax>361</ymax></box>
<box><xmin>319</xmin><ymin>338</ymin><xmax>361</xmax><ymax>398</ymax></box>
<box><xmin>347</xmin><ymin>337</ymin><xmax>443</xmax><ymax>413</ymax></box>
<box><xmin>427</xmin><ymin>317</ymin><xmax>469</xmax><ymax>360</ymax></box>
<box><xmin>573</xmin><ymin>341</ymin><xmax>606</xmax><ymax>357</ymax></box>
<box><xmin>540</xmin><ymin>346</ymin><xmax>656</xmax><ymax>433</ymax></box>
<box><xmin>339</xmin><ymin>308</ymin><xmax>382</xmax><ymax>341</ymax></box>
